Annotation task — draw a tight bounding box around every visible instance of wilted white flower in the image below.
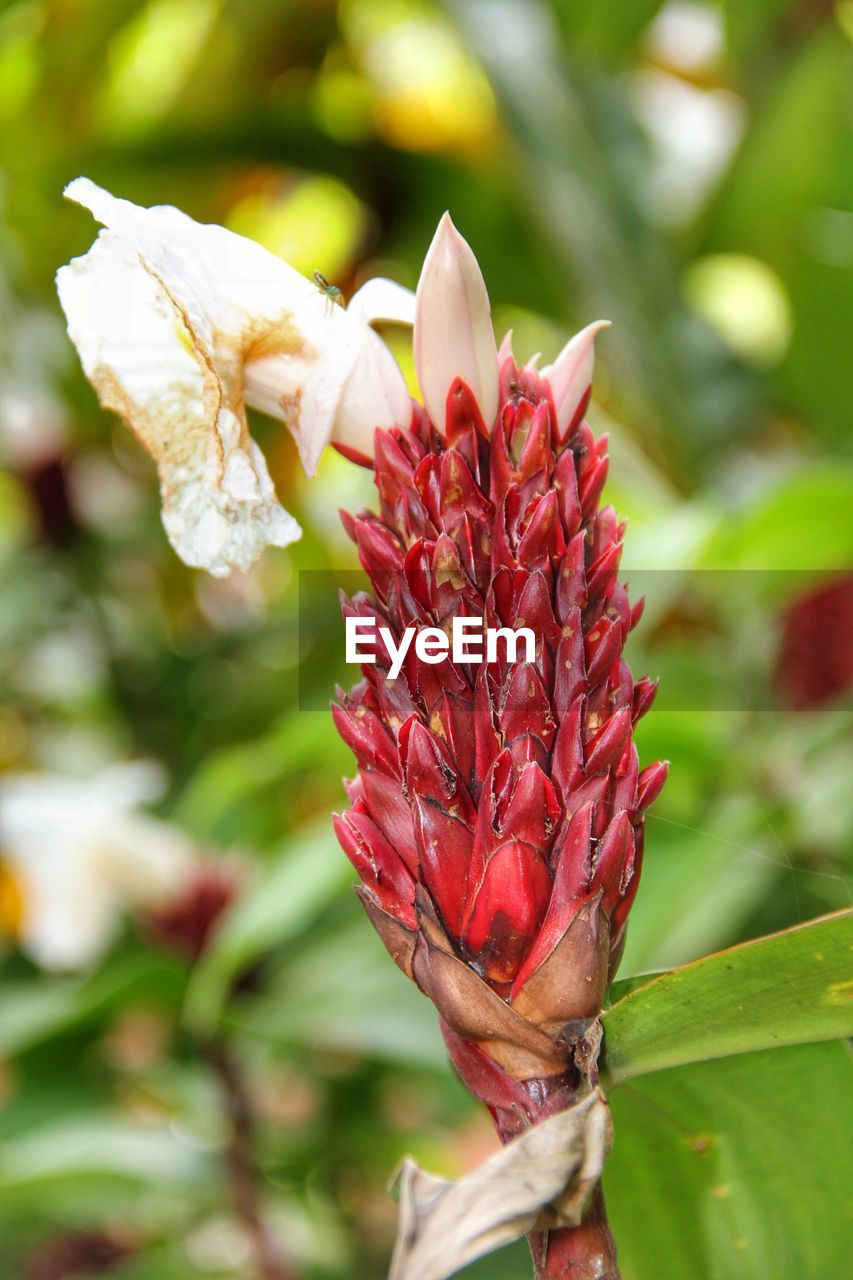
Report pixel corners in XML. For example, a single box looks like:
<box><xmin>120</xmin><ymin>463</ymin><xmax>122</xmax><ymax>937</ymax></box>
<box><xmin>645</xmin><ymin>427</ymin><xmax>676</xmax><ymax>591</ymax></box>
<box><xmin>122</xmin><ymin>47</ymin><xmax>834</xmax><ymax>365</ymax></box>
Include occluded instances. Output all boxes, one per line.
<box><xmin>0</xmin><ymin>762</ymin><xmax>195</xmax><ymax>970</ymax></box>
<box><xmin>57</xmin><ymin>188</ymin><xmax>607</xmax><ymax>578</ymax></box>
<box><xmin>57</xmin><ymin>179</ymin><xmax>414</xmax><ymax>577</ymax></box>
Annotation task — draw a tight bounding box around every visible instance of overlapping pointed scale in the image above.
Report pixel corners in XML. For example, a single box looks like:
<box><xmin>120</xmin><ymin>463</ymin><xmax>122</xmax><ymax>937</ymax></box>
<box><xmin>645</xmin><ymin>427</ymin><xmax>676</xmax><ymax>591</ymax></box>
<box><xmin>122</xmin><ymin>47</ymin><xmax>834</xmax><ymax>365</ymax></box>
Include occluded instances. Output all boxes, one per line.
<box><xmin>333</xmin><ymin>344</ymin><xmax>666</xmax><ymax>1049</ymax></box>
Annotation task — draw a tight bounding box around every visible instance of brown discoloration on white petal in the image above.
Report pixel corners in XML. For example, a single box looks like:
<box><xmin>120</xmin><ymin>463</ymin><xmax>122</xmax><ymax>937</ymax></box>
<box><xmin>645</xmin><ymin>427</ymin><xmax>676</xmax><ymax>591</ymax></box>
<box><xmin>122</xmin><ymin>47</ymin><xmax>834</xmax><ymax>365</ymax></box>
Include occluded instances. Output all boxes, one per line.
<box><xmin>58</xmin><ymin>223</ymin><xmax>299</xmax><ymax>577</ymax></box>
<box><xmin>57</xmin><ymin>178</ymin><xmax>412</xmax><ymax>576</ymax></box>
<box><xmin>243</xmin><ymin>316</ymin><xmax>310</xmax><ymax>364</ymax></box>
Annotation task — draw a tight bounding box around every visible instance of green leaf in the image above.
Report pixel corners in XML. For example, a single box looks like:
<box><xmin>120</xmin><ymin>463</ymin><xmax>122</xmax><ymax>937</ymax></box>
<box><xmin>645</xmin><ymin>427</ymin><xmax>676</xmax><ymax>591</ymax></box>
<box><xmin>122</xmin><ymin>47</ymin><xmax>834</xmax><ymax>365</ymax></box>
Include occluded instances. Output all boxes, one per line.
<box><xmin>231</xmin><ymin>919</ymin><xmax>448</xmax><ymax>1068</ymax></box>
<box><xmin>602</xmin><ymin>910</ymin><xmax>853</xmax><ymax>1087</ymax></box>
<box><xmin>0</xmin><ymin>954</ymin><xmax>184</xmax><ymax>1058</ymax></box>
<box><xmin>607</xmin><ymin>1042</ymin><xmax>852</xmax><ymax>1280</ymax></box>
<box><xmin>0</xmin><ymin>1115</ymin><xmax>208</xmax><ymax>1199</ymax></box>
<box><xmin>174</xmin><ymin>710</ymin><xmax>349</xmax><ymax>843</ymax></box>
<box><xmin>708</xmin><ymin>29</ymin><xmax>849</xmax><ymax>265</ymax></box>
<box><xmin>182</xmin><ymin>819</ymin><xmax>351</xmax><ymax>1036</ymax></box>
<box><xmin>558</xmin><ymin>0</ymin><xmax>666</xmax><ymax>61</ymax></box>
<box><xmin>618</xmin><ymin>793</ymin><xmax>783</xmax><ymax>974</ymax></box>
<box><xmin>700</xmin><ymin>464</ymin><xmax>853</xmax><ymax>576</ymax></box>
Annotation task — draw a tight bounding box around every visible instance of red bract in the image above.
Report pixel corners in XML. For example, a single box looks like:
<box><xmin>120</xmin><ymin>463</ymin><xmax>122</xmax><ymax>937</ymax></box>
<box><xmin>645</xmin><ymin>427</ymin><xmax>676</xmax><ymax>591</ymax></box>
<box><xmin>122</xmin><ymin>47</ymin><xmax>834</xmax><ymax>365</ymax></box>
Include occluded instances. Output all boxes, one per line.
<box><xmin>334</xmin><ymin>358</ymin><xmax>665</xmax><ymax>1057</ymax></box>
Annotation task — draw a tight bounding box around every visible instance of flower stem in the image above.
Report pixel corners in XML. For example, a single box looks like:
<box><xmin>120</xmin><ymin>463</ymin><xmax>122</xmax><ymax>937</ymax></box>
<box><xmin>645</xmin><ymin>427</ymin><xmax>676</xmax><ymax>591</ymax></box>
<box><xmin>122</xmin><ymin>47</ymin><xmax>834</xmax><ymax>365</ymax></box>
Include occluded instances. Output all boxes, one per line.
<box><xmin>205</xmin><ymin>1042</ymin><xmax>293</xmax><ymax>1280</ymax></box>
<box><xmin>442</xmin><ymin>1026</ymin><xmax>620</xmax><ymax>1279</ymax></box>
<box><xmin>529</xmin><ymin>1184</ymin><xmax>620</xmax><ymax>1280</ymax></box>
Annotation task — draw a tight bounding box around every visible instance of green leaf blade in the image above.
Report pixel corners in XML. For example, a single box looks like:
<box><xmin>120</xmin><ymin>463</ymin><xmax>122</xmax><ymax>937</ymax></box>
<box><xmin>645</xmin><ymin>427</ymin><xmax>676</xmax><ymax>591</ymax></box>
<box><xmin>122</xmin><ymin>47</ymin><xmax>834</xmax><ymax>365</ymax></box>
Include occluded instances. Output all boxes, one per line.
<box><xmin>603</xmin><ymin>909</ymin><xmax>853</xmax><ymax>1087</ymax></box>
<box><xmin>607</xmin><ymin>1042</ymin><xmax>853</xmax><ymax>1280</ymax></box>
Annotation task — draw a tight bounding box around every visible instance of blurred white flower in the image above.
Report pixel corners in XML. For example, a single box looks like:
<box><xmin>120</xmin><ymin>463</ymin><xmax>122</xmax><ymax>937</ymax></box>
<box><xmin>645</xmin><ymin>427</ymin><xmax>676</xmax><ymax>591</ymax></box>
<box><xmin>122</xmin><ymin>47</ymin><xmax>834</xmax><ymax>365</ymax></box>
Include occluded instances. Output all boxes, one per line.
<box><xmin>0</xmin><ymin>762</ymin><xmax>194</xmax><ymax>970</ymax></box>
<box><xmin>56</xmin><ymin>179</ymin><xmax>414</xmax><ymax>577</ymax></box>
<box><xmin>645</xmin><ymin>2</ymin><xmax>724</xmax><ymax>73</ymax></box>
<box><xmin>629</xmin><ymin>70</ymin><xmax>746</xmax><ymax>226</ymax></box>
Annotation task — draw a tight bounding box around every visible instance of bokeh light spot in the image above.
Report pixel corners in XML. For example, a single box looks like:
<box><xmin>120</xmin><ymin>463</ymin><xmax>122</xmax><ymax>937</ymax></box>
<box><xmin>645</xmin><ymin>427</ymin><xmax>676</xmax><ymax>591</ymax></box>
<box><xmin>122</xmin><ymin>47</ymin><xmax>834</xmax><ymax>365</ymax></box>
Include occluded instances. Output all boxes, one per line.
<box><xmin>98</xmin><ymin>0</ymin><xmax>218</xmax><ymax>134</ymax></box>
<box><xmin>227</xmin><ymin>175</ymin><xmax>367</xmax><ymax>280</ymax></box>
<box><xmin>682</xmin><ymin>254</ymin><xmax>792</xmax><ymax>367</ymax></box>
<box><xmin>339</xmin><ymin>0</ymin><xmax>496</xmax><ymax>151</ymax></box>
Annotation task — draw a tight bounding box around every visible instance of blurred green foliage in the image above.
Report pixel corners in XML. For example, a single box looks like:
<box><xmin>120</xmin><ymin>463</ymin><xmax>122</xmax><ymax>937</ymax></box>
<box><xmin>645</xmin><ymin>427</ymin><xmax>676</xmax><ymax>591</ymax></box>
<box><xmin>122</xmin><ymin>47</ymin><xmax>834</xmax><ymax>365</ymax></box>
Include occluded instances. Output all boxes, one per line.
<box><xmin>0</xmin><ymin>1</ymin><xmax>851</xmax><ymax>1277</ymax></box>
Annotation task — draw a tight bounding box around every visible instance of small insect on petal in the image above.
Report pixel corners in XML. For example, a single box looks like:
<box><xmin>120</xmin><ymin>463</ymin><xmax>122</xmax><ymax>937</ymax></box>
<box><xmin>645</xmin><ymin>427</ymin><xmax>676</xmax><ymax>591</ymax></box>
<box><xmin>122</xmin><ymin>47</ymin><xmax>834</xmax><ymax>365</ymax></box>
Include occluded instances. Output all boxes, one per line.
<box><xmin>313</xmin><ymin>270</ymin><xmax>345</xmax><ymax>312</ymax></box>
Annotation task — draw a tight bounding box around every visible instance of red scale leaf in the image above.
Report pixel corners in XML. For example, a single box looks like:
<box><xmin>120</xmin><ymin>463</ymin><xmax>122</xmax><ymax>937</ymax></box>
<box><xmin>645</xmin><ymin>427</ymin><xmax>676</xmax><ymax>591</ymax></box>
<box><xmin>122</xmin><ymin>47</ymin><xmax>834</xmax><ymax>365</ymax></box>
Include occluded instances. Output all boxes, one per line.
<box><xmin>446</xmin><ymin>377</ymin><xmax>490</xmax><ymax>442</ymax></box>
<box><xmin>357</xmin><ymin>769</ymin><xmax>419</xmax><ymax>874</ymax></box>
<box><xmin>490</xmin><ymin>497</ymin><xmax>518</xmax><ymax>575</ymax></box>
<box><xmin>606</xmin><ymin>583</ymin><xmax>632</xmax><ymax>642</ymax></box>
<box><xmin>414</xmin><ymin>454</ymin><xmax>443</xmax><ymax>529</ymax></box>
<box><xmin>585</xmin><ymin>705</ymin><xmax>633</xmax><ymax>776</ymax></box>
<box><xmin>554</xmin><ymin>533</ymin><xmax>588</xmax><ymax>622</ymax></box>
<box><xmin>553</xmin><ymin>446</ymin><xmax>582</xmax><ymax>538</ymax></box>
<box><xmin>612</xmin><ymin>823</ymin><xmax>644</xmax><ymax>934</ymax></box>
<box><xmin>630</xmin><ymin>594</ymin><xmax>646</xmax><ymax>631</ymax></box>
<box><xmin>430</xmin><ymin>533</ymin><xmax>482</xmax><ymax>620</ymax></box>
<box><xmin>550</xmin><ymin>699</ymin><xmax>586</xmax><ymax>803</ymax></box>
<box><xmin>633</xmin><ymin>675</ymin><xmax>660</xmax><ymax>723</ymax></box>
<box><xmin>516</xmin><ymin>571</ymin><xmax>561</xmax><ymax>650</ymax></box>
<box><xmin>333</xmin><ymin>810</ymin><xmax>416</xmax><ymax>927</ymax></box>
<box><xmin>565</xmin><ymin>774</ymin><xmax>610</xmax><ymax>832</ymax></box>
<box><xmin>354</xmin><ymin>517</ymin><xmax>406</xmax><ymax>577</ymax></box>
<box><xmin>514</xmin><ymin>401</ymin><xmax>553</xmax><ymax>482</ymax></box>
<box><xmin>516</xmin><ymin>490</ymin><xmax>565</xmax><ymax>569</ymax></box>
<box><xmin>510</xmin><ymin>802</ymin><xmax>595</xmax><ymax>994</ymax></box>
<box><xmin>552</xmin><ymin>608</ymin><xmax>587</xmax><ymax>721</ymax></box>
<box><xmin>586</xmin><ymin>540</ymin><xmax>623</xmax><ymax>604</ymax></box>
<box><xmin>331</xmin><ymin>701</ymin><xmax>400</xmax><ymax>777</ymax></box>
<box><xmin>499</xmin><ymin>760</ymin><xmax>561</xmax><ymax>852</ymax></box>
<box><xmin>489</xmin><ymin>413</ymin><xmax>517</xmax><ymax>500</ymax></box>
<box><xmin>579</xmin><ymin>456</ymin><xmax>610</xmax><ymax>521</ymax></box>
<box><xmin>584</xmin><ymin>616</ymin><xmax>622</xmax><ymax>687</ymax></box>
<box><xmin>411</xmin><ymin>794</ymin><xmax>475</xmax><ymax>936</ymax></box>
<box><xmin>592</xmin><ymin>810</ymin><xmax>634</xmax><ymax>912</ymax></box>
<box><xmin>474</xmin><ymin>668</ymin><xmax>502</xmax><ymax>784</ymax></box>
<box><xmin>497</xmin><ymin>663</ymin><xmax>556</xmax><ymax>754</ymax></box>
<box><xmin>400</xmin><ymin>718</ymin><xmax>476</xmax><ymax>824</ymax></box>
<box><xmin>611</xmin><ymin>742</ymin><xmax>640</xmax><ymax>815</ymax></box>
<box><xmin>638</xmin><ymin>759</ymin><xmax>669</xmax><ymax>811</ymax></box>
<box><xmin>461</xmin><ymin>840</ymin><xmax>552</xmax><ymax>983</ymax></box>
<box><xmin>440</xmin><ymin>450</ymin><xmax>492</xmax><ymax>535</ymax></box>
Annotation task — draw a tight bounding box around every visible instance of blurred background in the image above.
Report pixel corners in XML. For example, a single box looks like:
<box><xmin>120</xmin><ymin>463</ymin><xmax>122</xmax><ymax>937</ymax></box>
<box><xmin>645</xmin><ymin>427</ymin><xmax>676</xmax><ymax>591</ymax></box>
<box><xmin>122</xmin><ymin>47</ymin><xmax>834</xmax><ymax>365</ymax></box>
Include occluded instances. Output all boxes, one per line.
<box><xmin>0</xmin><ymin>1</ymin><xmax>851</xmax><ymax>1277</ymax></box>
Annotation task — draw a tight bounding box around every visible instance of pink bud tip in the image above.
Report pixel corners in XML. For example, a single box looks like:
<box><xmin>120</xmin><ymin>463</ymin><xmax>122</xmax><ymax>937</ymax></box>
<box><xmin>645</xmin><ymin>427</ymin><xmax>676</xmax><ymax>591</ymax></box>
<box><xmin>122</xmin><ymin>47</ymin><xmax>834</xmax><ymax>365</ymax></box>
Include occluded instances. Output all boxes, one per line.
<box><xmin>541</xmin><ymin>320</ymin><xmax>611</xmax><ymax>437</ymax></box>
<box><xmin>414</xmin><ymin>213</ymin><xmax>499</xmax><ymax>435</ymax></box>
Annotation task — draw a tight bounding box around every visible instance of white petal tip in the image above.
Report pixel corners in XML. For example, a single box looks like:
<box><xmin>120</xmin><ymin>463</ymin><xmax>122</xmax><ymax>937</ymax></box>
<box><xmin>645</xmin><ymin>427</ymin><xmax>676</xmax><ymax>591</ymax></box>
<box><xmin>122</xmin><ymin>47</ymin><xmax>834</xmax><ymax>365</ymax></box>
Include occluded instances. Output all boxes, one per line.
<box><xmin>542</xmin><ymin>319</ymin><xmax>611</xmax><ymax>434</ymax></box>
<box><xmin>497</xmin><ymin>330</ymin><xmax>516</xmax><ymax>365</ymax></box>
<box><xmin>63</xmin><ymin>176</ymin><xmax>99</xmax><ymax>209</ymax></box>
<box><xmin>414</xmin><ymin>212</ymin><xmax>499</xmax><ymax>432</ymax></box>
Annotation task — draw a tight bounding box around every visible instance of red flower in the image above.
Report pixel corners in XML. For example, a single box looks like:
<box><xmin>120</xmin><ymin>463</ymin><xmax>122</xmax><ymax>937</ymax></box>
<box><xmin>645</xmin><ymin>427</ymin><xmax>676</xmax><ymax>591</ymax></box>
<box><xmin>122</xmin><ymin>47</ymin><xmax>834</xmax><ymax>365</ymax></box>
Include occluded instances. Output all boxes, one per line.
<box><xmin>775</xmin><ymin>574</ymin><xmax>853</xmax><ymax>709</ymax></box>
<box><xmin>332</xmin><ymin>217</ymin><xmax>666</xmax><ymax>1279</ymax></box>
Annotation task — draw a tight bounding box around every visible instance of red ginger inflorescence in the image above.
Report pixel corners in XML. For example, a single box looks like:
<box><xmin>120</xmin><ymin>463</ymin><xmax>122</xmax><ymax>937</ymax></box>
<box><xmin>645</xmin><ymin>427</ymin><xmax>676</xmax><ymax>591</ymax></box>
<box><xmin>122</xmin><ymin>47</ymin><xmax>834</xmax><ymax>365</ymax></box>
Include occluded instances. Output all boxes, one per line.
<box><xmin>332</xmin><ymin>216</ymin><xmax>667</xmax><ymax>1280</ymax></box>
